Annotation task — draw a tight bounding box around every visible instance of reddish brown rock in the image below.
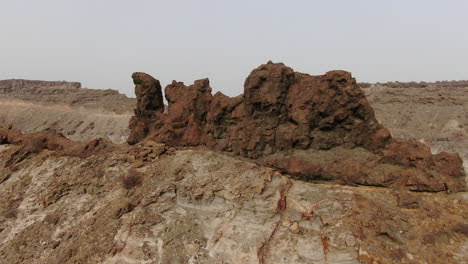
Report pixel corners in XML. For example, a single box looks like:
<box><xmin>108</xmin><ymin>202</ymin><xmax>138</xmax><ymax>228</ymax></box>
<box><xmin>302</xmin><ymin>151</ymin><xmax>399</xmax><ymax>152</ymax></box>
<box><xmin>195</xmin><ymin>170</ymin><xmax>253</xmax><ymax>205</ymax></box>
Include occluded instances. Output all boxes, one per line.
<box><xmin>127</xmin><ymin>62</ymin><xmax>466</xmax><ymax>192</ymax></box>
<box><xmin>161</xmin><ymin>78</ymin><xmax>213</xmax><ymax>146</ymax></box>
<box><xmin>0</xmin><ymin>127</ymin><xmax>109</xmax><ymax>157</ymax></box>
<box><xmin>132</xmin><ymin>72</ymin><xmax>164</xmax><ymax>118</ymax></box>
<box><xmin>261</xmin><ymin>146</ymin><xmax>466</xmax><ymax>192</ymax></box>
<box><xmin>129</xmin><ymin>62</ymin><xmax>387</xmax><ymax>154</ymax></box>
<box><xmin>434</xmin><ymin>152</ymin><xmax>465</xmax><ymax>177</ymax></box>
<box><xmin>128</xmin><ymin>72</ymin><xmax>165</xmax><ymax>145</ymax></box>
<box><xmin>381</xmin><ymin>139</ymin><xmax>435</xmax><ymax>169</ymax></box>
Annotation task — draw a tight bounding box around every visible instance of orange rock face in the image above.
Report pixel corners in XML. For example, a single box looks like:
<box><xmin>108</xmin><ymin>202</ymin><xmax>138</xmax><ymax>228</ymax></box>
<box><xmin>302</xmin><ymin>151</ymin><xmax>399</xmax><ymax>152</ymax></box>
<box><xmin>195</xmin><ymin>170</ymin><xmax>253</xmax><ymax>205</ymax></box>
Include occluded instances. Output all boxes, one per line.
<box><xmin>127</xmin><ymin>62</ymin><xmax>466</xmax><ymax>192</ymax></box>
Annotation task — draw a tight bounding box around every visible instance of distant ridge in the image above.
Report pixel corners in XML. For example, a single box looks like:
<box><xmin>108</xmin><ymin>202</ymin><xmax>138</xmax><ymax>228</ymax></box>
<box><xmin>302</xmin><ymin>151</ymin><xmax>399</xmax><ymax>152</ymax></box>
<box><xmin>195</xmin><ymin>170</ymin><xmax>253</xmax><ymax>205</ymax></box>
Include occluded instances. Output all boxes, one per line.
<box><xmin>358</xmin><ymin>80</ymin><xmax>468</xmax><ymax>88</ymax></box>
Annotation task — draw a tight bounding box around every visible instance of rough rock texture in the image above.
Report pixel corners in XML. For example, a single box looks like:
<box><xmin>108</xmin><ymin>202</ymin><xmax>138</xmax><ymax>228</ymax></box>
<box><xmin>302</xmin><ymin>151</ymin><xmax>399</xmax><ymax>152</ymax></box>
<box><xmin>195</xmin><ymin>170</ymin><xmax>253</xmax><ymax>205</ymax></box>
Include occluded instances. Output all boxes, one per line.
<box><xmin>128</xmin><ymin>62</ymin><xmax>465</xmax><ymax>192</ymax></box>
<box><xmin>0</xmin><ymin>79</ymin><xmax>134</xmax><ymax>143</ymax></box>
<box><xmin>129</xmin><ymin>62</ymin><xmax>387</xmax><ymax>153</ymax></box>
<box><xmin>127</xmin><ymin>73</ymin><xmax>165</xmax><ymax>145</ymax></box>
<box><xmin>132</xmin><ymin>72</ymin><xmax>165</xmax><ymax>118</ymax></box>
<box><xmin>0</xmin><ymin>141</ymin><xmax>466</xmax><ymax>264</ymax></box>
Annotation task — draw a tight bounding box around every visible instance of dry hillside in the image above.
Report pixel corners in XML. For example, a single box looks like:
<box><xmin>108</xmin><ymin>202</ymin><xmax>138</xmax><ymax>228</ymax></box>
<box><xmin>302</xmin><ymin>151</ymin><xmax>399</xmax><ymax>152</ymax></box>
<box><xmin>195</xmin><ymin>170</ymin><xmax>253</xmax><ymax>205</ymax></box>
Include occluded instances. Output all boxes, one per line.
<box><xmin>0</xmin><ymin>79</ymin><xmax>134</xmax><ymax>144</ymax></box>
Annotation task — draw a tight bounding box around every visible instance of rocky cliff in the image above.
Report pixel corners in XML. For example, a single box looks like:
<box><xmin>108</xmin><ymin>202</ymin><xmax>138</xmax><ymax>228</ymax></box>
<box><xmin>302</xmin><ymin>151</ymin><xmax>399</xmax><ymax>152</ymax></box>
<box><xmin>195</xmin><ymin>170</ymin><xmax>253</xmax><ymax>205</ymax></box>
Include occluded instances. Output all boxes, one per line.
<box><xmin>127</xmin><ymin>62</ymin><xmax>465</xmax><ymax>192</ymax></box>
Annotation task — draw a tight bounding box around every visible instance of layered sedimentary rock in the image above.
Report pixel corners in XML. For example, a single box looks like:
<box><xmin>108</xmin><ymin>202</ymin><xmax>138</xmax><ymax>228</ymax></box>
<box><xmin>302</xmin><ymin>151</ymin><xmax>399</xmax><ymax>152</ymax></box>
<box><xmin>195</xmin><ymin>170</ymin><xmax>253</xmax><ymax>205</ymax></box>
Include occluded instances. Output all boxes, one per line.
<box><xmin>128</xmin><ymin>62</ymin><xmax>466</xmax><ymax>192</ymax></box>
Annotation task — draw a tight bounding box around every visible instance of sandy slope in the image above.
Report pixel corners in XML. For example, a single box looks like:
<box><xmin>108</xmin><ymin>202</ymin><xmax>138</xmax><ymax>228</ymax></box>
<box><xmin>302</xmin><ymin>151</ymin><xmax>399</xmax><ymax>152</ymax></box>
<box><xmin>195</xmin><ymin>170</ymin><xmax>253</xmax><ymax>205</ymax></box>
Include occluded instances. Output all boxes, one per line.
<box><xmin>0</xmin><ymin>99</ymin><xmax>131</xmax><ymax>144</ymax></box>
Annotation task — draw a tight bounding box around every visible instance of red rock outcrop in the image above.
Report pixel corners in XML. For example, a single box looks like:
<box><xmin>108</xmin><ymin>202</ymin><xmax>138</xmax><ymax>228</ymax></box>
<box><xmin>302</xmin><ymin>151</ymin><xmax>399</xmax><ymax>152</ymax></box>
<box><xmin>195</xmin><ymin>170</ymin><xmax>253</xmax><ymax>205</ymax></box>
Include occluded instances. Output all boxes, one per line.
<box><xmin>127</xmin><ymin>61</ymin><xmax>466</xmax><ymax>192</ymax></box>
<box><xmin>129</xmin><ymin>62</ymin><xmax>389</xmax><ymax>153</ymax></box>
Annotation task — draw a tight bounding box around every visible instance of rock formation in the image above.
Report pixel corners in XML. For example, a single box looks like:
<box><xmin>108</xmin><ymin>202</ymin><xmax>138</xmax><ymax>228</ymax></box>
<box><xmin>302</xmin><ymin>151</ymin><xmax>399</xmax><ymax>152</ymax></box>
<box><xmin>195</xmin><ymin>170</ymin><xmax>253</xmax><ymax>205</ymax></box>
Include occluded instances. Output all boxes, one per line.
<box><xmin>127</xmin><ymin>73</ymin><xmax>165</xmax><ymax>144</ymax></box>
<box><xmin>129</xmin><ymin>62</ymin><xmax>389</xmax><ymax>152</ymax></box>
<box><xmin>128</xmin><ymin>61</ymin><xmax>466</xmax><ymax>192</ymax></box>
<box><xmin>132</xmin><ymin>72</ymin><xmax>165</xmax><ymax>118</ymax></box>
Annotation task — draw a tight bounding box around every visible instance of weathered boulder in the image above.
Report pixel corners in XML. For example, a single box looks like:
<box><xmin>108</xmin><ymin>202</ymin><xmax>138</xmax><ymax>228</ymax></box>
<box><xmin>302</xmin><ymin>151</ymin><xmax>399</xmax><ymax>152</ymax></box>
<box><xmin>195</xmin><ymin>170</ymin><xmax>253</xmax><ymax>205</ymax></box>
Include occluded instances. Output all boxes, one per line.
<box><xmin>127</xmin><ymin>62</ymin><xmax>466</xmax><ymax>192</ymax></box>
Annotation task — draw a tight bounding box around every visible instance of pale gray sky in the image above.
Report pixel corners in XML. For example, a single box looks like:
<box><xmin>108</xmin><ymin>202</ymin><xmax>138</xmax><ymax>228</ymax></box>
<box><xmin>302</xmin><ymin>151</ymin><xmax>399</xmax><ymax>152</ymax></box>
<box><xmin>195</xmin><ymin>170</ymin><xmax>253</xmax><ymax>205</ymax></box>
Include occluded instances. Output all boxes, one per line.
<box><xmin>1</xmin><ymin>0</ymin><xmax>467</xmax><ymax>97</ymax></box>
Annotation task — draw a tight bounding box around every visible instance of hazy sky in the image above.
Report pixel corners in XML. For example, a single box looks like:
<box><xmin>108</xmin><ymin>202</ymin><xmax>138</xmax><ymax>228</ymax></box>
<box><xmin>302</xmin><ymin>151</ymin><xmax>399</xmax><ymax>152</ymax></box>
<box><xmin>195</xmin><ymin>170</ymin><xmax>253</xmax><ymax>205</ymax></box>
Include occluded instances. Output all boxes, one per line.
<box><xmin>1</xmin><ymin>1</ymin><xmax>467</xmax><ymax>97</ymax></box>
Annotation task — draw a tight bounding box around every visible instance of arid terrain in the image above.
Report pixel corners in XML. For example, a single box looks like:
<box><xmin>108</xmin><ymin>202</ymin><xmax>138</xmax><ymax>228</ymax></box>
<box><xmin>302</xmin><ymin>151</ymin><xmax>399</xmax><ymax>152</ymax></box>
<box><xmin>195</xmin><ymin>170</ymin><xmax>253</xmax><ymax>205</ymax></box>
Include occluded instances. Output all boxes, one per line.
<box><xmin>0</xmin><ymin>80</ymin><xmax>134</xmax><ymax>144</ymax></box>
<box><xmin>0</xmin><ymin>64</ymin><xmax>466</xmax><ymax>264</ymax></box>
